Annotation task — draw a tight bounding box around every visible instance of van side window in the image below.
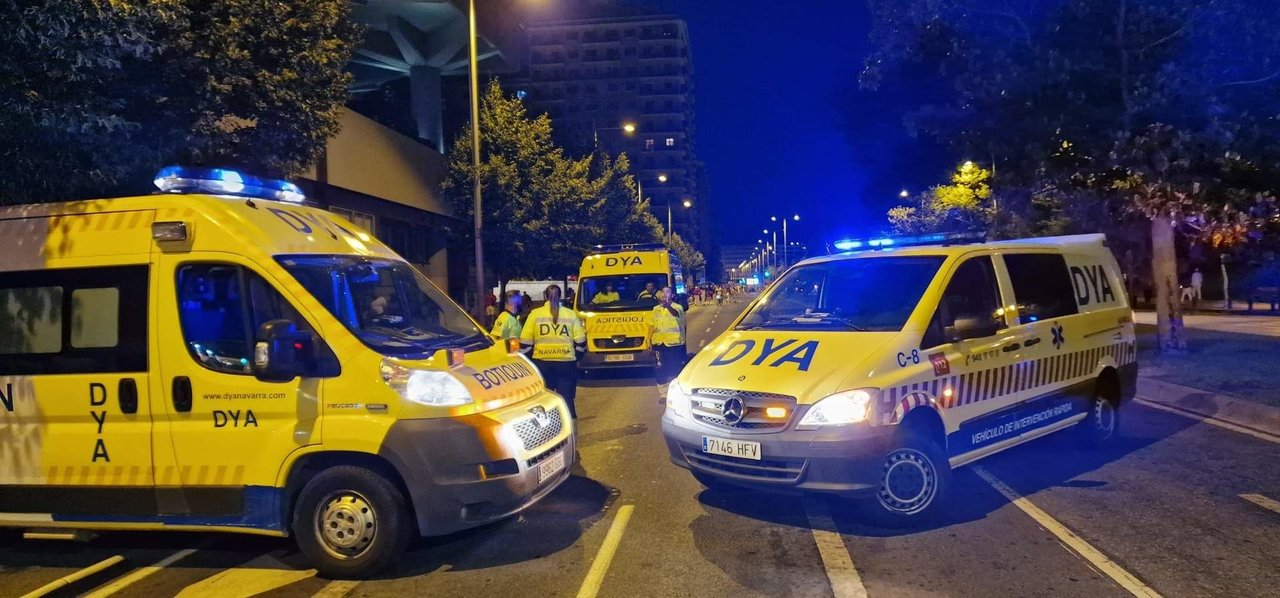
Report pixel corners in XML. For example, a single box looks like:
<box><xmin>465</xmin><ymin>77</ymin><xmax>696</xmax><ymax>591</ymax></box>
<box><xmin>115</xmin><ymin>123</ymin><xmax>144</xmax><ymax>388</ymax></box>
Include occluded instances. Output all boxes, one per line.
<box><xmin>1003</xmin><ymin>253</ymin><xmax>1079</xmax><ymax>322</ymax></box>
<box><xmin>0</xmin><ymin>266</ymin><xmax>148</xmax><ymax>375</ymax></box>
<box><xmin>923</xmin><ymin>257</ymin><xmax>1003</xmax><ymax>349</ymax></box>
<box><xmin>176</xmin><ymin>264</ymin><xmax>316</xmax><ymax>375</ymax></box>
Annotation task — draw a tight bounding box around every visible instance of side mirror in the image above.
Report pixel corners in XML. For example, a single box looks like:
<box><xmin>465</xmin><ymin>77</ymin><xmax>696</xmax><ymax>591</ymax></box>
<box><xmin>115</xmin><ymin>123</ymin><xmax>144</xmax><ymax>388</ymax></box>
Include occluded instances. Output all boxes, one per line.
<box><xmin>946</xmin><ymin>315</ymin><xmax>1000</xmax><ymax>342</ymax></box>
<box><xmin>253</xmin><ymin>319</ymin><xmax>310</xmax><ymax>382</ymax></box>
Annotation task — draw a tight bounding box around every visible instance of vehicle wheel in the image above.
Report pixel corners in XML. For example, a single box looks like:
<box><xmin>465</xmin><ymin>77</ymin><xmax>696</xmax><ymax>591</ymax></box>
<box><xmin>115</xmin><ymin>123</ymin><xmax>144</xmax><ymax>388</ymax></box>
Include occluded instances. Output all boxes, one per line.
<box><xmin>1076</xmin><ymin>385</ymin><xmax>1120</xmax><ymax>450</ymax></box>
<box><xmin>859</xmin><ymin>430</ymin><xmax>952</xmax><ymax>528</ymax></box>
<box><xmin>693</xmin><ymin>471</ymin><xmax>742</xmax><ymax>492</ymax></box>
<box><xmin>292</xmin><ymin>465</ymin><xmax>412</xmax><ymax>580</ymax></box>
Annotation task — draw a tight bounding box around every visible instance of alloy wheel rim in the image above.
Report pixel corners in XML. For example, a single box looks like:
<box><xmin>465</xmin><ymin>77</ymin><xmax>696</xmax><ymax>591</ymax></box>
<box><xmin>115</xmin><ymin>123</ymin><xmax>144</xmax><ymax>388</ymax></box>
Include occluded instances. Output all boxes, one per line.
<box><xmin>1094</xmin><ymin>398</ymin><xmax>1117</xmax><ymax>438</ymax></box>
<box><xmin>315</xmin><ymin>490</ymin><xmax>378</xmax><ymax>560</ymax></box>
<box><xmin>877</xmin><ymin>448</ymin><xmax>937</xmax><ymax>515</ymax></box>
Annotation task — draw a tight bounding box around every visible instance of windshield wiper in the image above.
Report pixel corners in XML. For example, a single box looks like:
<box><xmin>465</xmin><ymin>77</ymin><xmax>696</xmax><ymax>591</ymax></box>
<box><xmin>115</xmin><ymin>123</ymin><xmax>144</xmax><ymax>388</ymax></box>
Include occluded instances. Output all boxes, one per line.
<box><xmin>792</xmin><ymin>314</ymin><xmax>868</xmax><ymax>331</ymax></box>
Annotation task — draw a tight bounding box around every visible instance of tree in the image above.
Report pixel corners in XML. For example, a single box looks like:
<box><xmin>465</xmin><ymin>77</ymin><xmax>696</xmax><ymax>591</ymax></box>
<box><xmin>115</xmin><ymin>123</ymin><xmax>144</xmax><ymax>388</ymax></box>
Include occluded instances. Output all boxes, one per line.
<box><xmin>0</xmin><ymin>0</ymin><xmax>360</xmax><ymax>204</ymax></box>
<box><xmin>888</xmin><ymin>161</ymin><xmax>992</xmax><ymax>234</ymax></box>
<box><xmin>861</xmin><ymin>0</ymin><xmax>1280</xmax><ymax>351</ymax></box>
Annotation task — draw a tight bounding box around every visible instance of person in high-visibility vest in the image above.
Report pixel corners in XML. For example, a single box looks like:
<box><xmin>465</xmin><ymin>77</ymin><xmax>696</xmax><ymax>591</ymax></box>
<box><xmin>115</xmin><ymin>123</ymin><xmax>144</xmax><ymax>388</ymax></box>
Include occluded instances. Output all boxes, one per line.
<box><xmin>490</xmin><ymin>291</ymin><xmax>523</xmax><ymax>341</ymax></box>
<box><xmin>592</xmin><ymin>282</ymin><xmax>621</xmax><ymax>305</ymax></box>
<box><xmin>649</xmin><ymin>286</ymin><xmax>687</xmax><ymax>401</ymax></box>
<box><xmin>520</xmin><ymin>285</ymin><xmax>587</xmax><ymax>418</ymax></box>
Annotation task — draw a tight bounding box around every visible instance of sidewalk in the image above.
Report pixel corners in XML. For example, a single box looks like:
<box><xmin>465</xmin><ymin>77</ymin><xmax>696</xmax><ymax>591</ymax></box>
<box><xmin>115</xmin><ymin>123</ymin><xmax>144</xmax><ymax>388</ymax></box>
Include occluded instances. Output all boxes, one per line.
<box><xmin>1137</xmin><ymin>376</ymin><xmax>1280</xmax><ymax>439</ymax></box>
<box><xmin>1133</xmin><ymin>310</ymin><xmax>1280</xmax><ymax>337</ymax></box>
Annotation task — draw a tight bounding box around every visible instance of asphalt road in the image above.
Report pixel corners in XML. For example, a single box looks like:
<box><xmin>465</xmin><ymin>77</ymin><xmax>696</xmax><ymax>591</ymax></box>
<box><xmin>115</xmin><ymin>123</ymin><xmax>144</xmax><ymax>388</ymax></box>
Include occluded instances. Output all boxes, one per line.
<box><xmin>4</xmin><ymin>297</ymin><xmax>1280</xmax><ymax>597</ymax></box>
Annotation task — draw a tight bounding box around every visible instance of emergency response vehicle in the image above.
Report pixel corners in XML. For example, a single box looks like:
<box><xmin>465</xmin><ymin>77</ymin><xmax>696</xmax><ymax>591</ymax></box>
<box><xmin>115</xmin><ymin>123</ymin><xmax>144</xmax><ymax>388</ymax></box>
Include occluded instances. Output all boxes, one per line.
<box><xmin>575</xmin><ymin>243</ymin><xmax>686</xmax><ymax>370</ymax></box>
<box><xmin>0</xmin><ymin>167</ymin><xmax>575</xmax><ymax>578</ymax></box>
<box><xmin>662</xmin><ymin>232</ymin><xmax>1136</xmax><ymax>525</ymax></box>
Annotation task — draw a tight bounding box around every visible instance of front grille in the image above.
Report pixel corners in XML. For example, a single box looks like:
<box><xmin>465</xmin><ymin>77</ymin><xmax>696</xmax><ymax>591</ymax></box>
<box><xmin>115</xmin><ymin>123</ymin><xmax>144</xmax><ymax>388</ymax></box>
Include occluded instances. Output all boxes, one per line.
<box><xmin>527</xmin><ymin>438</ymin><xmax>569</xmax><ymax>467</ymax></box>
<box><xmin>512</xmin><ymin>407</ymin><xmax>564</xmax><ymax>451</ymax></box>
<box><xmin>594</xmin><ymin>336</ymin><xmax>644</xmax><ymax>349</ymax></box>
<box><xmin>691</xmin><ymin>388</ymin><xmax>797</xmax><ymax>432</ymax></box>
<box><xmin>682</xmin><ymin>445</ymin><xmax>805</xmax><ymax>482</ymax></box>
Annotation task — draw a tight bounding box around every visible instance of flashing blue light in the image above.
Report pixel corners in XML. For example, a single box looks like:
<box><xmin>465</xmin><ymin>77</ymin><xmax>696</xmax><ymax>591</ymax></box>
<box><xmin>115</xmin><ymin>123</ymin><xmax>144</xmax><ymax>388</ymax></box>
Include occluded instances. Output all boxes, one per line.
<box><xmin>833</xmin><ymin>239</ymin><xmax>862</xmax><ymax>251</ymax></box>
<box><xmin>833</xmin><ymin>231</ymin><xmax>985</xmax><ymax>253</ymax></box>
<box><xmin>154</xmin><ymin>166</ymin><xmax>306</xmax><ymax>203</ymax></box>
<box><xmin>1028</xmin><ymin>316</ymin><xmax>1039</xmax><ymax>322</ymax></box>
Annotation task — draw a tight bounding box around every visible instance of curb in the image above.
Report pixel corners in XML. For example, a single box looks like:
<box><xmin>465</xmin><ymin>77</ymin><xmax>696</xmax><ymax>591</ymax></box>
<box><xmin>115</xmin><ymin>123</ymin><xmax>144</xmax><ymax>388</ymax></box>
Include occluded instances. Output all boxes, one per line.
<box><xmin>1137</xmin><ymin>376</ymin><xmax>1280</xmax><ymax>439</ymax></box>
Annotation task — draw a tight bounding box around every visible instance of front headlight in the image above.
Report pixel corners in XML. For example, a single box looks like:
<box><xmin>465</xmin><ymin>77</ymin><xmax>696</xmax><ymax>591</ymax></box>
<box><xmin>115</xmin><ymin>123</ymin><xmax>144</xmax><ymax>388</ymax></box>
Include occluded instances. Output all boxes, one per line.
<box><xmin>666</xmin><ymin>381</ymin><xmax>692</xmax><ymax>418</ymax></box>
<box><xmin>798</xmin><ymin>389</ymin><xmax>874</xmax><ymax>428</ymax></box>
<box><xmin>380</xmin><ymin>359</ymin><xmax>473</xmax><ymax>407</ymax></box>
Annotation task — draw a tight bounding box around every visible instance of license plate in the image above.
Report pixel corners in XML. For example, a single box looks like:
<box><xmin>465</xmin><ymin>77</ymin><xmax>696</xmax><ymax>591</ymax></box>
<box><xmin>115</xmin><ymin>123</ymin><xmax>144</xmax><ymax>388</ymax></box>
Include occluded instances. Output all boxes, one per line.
<box><xmin>537</xmin><ymin>450</ymin><xmax>566</xmax><ymax>483</ymax></box>
<box><xmin>604</xmin><ymin>353</ymin><xmax>635</xmax><ymax>362</ymax></box>
<box><xmin>702</xmin><ymin>436</ymin><xmax>761</xmax><ymax>461</ymax></box>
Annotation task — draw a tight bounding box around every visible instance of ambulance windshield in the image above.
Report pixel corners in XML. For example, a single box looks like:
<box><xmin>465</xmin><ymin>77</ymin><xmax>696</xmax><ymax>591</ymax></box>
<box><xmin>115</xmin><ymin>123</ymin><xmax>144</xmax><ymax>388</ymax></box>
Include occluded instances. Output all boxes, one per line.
<box><xmin>578</xmin><ymin>273</ymin><xmax>671</xmax><ymax>311</ymax></box>
<box><xmin>736</xmin><ymin>256</ymin><xmax>945</xmax><ymax>332</ymax></box>
<box><xmin>277</xmin><ymin>255</ymin><xmax>490</xmax><ymax>356</ymax></box>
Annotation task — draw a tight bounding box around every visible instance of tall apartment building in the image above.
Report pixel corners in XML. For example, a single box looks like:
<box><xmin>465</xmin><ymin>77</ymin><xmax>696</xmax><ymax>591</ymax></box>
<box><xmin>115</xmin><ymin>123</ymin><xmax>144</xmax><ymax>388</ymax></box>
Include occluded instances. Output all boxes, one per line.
<box><xmin>516</xmin><ymin>15</ymin><xmax>706</xmax><ymax>253</ymax></box>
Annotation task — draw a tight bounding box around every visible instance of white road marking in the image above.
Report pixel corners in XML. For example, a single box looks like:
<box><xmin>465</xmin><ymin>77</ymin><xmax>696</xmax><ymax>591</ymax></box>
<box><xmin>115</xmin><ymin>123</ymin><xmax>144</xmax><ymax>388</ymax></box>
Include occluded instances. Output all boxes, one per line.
<box><xmin>1241</xmin><ymin>493</ymin><xmax>1280</xmax><ymax>515</ymax></box>
<box><xmin>974</xmin><ymin>466</ymin><xmax>1162</xmax><ymax>598</ymax></box>
<box><xmin>311</xmin><ymin>579</ymin><xmax>363</xmax><ymax>598</ymax></box>
<box><xmin>1135</xmin><ymin>398</ymin><xmax>1280</xmax><ymax>445</ymax></box>
<box><xmin>575</xmin><ymin>504</ymin><xmax>635</xmax><ymax>598</ymax></box>
<box><xmin>698</xmin><ymin>339</ymin><xmax>707</xmax><ymax>348</ymax></box>
<box><xmin>803</xmin><ymin>497</ymin><xmax>868</xmax><ymax>598</ymax></box>
<box><xmin>84</xmin><ymin>548</ymin><xmax>200</xmax><ymax>597</ymax></box>
<box><xmin>175</xmin><ymin>553</ymin><xmax>316</xmax><ymax>597</ymax></box>
<box><xmin>22</xmin><ymin>555</ymin><xmax>125</xmax><ymax>598</ymax></box>
<box><xmin>704</xmin><ymin>327</ymin><xmax>711</xmax><ymax>333</ymax></box>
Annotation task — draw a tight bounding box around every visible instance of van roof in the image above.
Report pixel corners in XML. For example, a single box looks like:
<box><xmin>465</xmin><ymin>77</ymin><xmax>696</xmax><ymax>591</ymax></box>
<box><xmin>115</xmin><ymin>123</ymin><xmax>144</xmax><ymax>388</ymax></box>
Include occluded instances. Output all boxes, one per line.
<box><xmin>0</xmin><ymin>193</ymin><xmax>401</xmax><ymax>270</ymax></box>
<box><xmin>799</xmin><ymin>234</ymin><xmax>1108</xmax><ymax>267</ymax></box>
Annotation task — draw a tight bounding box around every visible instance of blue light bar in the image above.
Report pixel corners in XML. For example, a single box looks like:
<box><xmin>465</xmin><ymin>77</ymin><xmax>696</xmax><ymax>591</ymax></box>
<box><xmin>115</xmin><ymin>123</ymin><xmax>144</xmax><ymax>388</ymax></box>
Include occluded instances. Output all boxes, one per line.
<box><xmin>153</xmin><ymin>166</ymin><xmax>306</xmax><ymax>203</ymax></box>
<box><xmin>833</xmin><ymin>231</ymin><xmax>985</xmax><ymax>252</ymax></box>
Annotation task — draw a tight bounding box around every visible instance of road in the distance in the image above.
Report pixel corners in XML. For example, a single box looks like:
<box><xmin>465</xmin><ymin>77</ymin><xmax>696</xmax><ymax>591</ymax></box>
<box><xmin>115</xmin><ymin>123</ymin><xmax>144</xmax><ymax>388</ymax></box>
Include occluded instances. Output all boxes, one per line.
<box><xmin>3</xmin><ymin>296</ymin><xmax>1279</xmax><ymax>597</ymax></box>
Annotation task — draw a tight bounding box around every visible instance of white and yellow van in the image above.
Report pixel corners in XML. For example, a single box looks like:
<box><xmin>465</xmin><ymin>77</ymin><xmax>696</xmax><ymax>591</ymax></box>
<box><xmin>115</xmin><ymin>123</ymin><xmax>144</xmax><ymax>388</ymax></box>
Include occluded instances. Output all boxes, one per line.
<box><xmin>0</xmin><ymin>167</ymin><xmax>575</xmax><ymax>578</ymax></box>
<box><xmin>575</xmin><ymin>243</ymin><xmax>685</xmax><ymax>370</ymax></box>
<box><xmin>662</xmin><ymin>233</ymin><xmax>1136</xmax><ymax>525</ymax></box>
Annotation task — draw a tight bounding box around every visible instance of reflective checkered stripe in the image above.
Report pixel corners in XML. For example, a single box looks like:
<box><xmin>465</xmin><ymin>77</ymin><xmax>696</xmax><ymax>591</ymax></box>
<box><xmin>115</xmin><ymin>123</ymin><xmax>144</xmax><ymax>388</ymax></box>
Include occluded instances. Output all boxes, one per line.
<box><xmin>881</xmin><ymin>340</ymin><xmax>1136</xmax><ymax>425</ymax></box>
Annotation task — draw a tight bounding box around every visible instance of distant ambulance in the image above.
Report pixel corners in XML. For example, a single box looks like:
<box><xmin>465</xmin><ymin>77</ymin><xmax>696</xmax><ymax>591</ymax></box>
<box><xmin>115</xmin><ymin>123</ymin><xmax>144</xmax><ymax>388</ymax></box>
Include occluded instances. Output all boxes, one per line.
<box><xmin>663</xmin><ymin>232</ymin><xmax>1136</xmax><ymax>525</ymax></box>
<box><xmin>575</xmin><ymin>243</ymin><xmax>685</xmax><ymax>370</ymax></box>
<box><xmin>0</xmin><ymin>167</ymin><xmax>574</xmax><ymax>578</ymax></box>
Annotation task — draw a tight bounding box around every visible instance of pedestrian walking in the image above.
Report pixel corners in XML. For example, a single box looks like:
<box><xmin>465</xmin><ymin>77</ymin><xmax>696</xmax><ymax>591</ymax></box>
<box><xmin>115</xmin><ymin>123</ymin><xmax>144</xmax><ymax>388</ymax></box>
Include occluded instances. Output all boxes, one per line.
<box><xmin>490</xmin><ymin>291</ymin><xmax>523</xmax><ymax>344</ymax></box>
<box><xmin>1191</xmin><ymin>267</ymin><xmax>1204</xmax><ymax>306</ymax></box>
<box><xmin>649</xmin><ymin>286</ymin><xmax>687</xmax><ymax>402</ymax></box>
<box><xmin>520</xmin><ymin>285</ymin><xmax>586</xmax><ymax>418</ymax></box>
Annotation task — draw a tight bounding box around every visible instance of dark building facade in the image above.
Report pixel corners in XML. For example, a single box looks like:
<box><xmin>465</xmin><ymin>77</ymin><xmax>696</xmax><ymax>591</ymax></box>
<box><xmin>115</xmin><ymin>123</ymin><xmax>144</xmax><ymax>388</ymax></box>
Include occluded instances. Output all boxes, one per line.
<box><xmin>513</xmin><ymin>15</ymin><xmax>708</xmax><ymax>257</ymax></box>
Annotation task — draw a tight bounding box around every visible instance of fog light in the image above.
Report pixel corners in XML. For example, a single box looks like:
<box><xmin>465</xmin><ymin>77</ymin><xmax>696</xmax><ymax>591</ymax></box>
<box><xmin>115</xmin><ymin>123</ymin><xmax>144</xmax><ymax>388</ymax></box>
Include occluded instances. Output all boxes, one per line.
<box><xmin>765</xmin><ymin>407</ymin><xmax>787</xmax><ymax>419</ymax></box>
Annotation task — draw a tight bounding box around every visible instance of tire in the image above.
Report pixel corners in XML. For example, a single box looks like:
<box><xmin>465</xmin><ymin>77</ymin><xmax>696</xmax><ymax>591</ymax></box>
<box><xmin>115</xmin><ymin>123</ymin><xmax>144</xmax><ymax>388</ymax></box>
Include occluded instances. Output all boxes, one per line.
<box><xmin>858</xmin><ymin>430</ymin><xmax>952</xmax><ymax>528</ymax></box>
<box><xmin>693</xmin><ymin>471</ymin><xmax>742</xmax><ymax>492</ymax></box>
<box><xmin>292</xmin><ymin>465</ymin><xmax>413</xmax><ymax>580</ymax></box>
<box><xmin>1076</xmin><ymin>384</ymin><xmax>1121</xmax><ymax>450</ymax></box>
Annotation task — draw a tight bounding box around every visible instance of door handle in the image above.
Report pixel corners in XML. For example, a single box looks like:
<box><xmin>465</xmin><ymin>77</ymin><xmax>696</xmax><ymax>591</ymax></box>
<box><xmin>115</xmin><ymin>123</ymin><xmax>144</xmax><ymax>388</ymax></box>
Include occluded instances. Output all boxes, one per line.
<box><xmin>1002</xmin><ymin>342</ymin><xmax>1021</xmax><ymax>353</ymax></box>
<box><xmin>172</xmin><ymin>376</ymin><xmax>192</xmax><ymax>413</ymax></box>
<box><xmin>1024</xmin><ymin>337</ymin><xmax>1042</xmax><ymax>347</ymax></box>
<box><xmin>118</xmin><ymin>378</ymin><xmax>138</xmax><ymax>414</ymax></box>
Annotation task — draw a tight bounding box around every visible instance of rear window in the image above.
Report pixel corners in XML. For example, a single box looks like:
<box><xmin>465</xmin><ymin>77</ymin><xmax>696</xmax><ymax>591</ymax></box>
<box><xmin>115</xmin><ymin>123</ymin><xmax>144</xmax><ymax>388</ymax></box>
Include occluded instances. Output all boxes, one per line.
<box><xmin>1003</xmin><ymin>253</ymin><xmax>1079</xmax><ymax>322</ymax></box>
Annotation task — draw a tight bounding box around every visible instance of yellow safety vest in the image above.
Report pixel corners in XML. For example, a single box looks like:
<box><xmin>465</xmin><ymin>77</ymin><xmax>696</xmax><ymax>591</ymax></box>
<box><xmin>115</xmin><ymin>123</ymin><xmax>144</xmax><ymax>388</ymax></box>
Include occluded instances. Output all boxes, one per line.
<box><xmin>592</xmin><ymin>291</ymin><xmax>620</xmax><ymax>304</ymax></box>
<box><xmin>490</xmin><ymin>309</ymin><xmax>522</xmax><ymax>340</ymax></box>
<box><xmin>650</xmin><ymin>303</ymin><xmax>685</xmax><ymax>346</ymax></box>
<box><xmin>520</xmin><ymin>304</ymin><xmax>586</xmax><ymax>361</ymax></box>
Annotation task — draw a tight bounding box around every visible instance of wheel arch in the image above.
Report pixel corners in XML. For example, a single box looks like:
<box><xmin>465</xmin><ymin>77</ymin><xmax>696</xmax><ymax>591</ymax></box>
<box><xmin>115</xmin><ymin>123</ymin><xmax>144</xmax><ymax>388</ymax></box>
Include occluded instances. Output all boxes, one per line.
<box><xmin>282</xmin><ymin>451</ymin><xmax>418</xmax><ymax>536</ymax></box>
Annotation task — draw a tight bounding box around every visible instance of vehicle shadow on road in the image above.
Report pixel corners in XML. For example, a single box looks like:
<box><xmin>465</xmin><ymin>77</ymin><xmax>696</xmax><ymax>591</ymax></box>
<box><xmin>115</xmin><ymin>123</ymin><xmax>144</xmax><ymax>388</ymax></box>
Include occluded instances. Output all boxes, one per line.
<box><xmin>578</xmin><ymin>367</ymin><xmax>654</xmax><ymax>389</ymax></box>
<box><xmin>375</xmin><ymin>474</ymin><xmax>616</xmax><ymax>579</ymax></box>
<box><xmin>690</xmin><ymin>409</ymin><xmax>1200</xmax><ymax>542</ymax></box>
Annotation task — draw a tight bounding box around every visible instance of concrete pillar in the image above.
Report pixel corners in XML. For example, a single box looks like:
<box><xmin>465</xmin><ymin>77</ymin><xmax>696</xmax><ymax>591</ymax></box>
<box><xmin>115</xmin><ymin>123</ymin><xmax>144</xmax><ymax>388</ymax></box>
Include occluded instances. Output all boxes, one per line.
<box><xmin>409</xmin><ymin>65</ymin><xmax>445</xmax><ymax>153</ymax></box>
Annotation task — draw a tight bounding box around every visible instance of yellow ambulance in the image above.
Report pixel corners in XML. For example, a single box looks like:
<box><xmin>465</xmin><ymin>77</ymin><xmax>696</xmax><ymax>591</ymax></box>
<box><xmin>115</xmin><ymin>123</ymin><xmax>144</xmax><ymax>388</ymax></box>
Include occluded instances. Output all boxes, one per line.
<box><xmin>663</xmin><ymin>232</ymin><xmax>1136</xmax><ymax>525</ymax></box>
<box><xmin>0</xmin><ymin>167</ymin><xmax>574</xmax><ymax>578</ymax></box>
<box><xmin>575</xmin><ymin>243</ymin><xmax>686</xmax><ymax>370</ymax></box>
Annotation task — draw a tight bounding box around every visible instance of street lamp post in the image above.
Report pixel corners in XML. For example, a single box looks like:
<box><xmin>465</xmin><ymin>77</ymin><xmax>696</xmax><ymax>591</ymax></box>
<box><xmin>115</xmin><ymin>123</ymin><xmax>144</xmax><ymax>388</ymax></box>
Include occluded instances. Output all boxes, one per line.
<box><xmin>467</xmin><ymin>0</ymin><xmax>484</xmax><ymax>319</ymax></box>
<box><xmin>772</xmin><ymin>214</ymin><xmax>799</xmax><ymax>268</ymax></box>
<box><xmin>667</xmin><ymin>198</ymin><xmax>691</xmax><ymax>244</ymax></box>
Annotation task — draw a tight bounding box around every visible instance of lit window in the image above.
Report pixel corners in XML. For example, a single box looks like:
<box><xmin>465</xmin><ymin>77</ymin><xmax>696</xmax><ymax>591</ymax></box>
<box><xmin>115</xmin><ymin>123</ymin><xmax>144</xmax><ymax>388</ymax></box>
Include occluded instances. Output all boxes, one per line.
<box><xmin>665</xmin><ymin>137</ymin><xmax>676</xmax><ymax>147</ymax></box>
<box><xmin>644</xmin><ymin>139</ymin><xmax>655</xmax><ymax>150</ymax></box>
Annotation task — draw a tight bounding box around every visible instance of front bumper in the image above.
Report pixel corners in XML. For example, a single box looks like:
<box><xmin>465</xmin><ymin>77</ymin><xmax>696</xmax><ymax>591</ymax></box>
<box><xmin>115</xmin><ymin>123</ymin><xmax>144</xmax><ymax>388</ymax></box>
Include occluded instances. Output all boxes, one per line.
<box><xmin>662</xmin><ymin>410</ymin><xmax>896</xmax><ymax>496</ymax></box>
<box><xmin>579</xmin><ymin>348</ymin><xmax>656</xmax><ymax>370</ymax></box>
<box><xmin>380</xmin><ymin>392</ymin><xmax>576</xmax><ymax>537</ymax></box>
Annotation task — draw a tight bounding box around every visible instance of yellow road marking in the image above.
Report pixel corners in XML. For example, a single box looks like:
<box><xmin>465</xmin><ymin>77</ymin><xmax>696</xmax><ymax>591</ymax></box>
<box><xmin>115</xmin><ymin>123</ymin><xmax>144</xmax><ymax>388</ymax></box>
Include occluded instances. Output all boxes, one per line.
<box><xmin>21</xmin><ymin>555</ymin><xmax>125</xmax><ymax>598</ymax></box>
<box><xmin>84</xmin><ymin>548</ymin><xmax>200</xmax><ymax>597</ymax></box>
<box><xmin>575</xmin><ymin>504</ymin><xmax>635</xmax><ymax>598</ymax></box>
<box><xmin>974</xmin><ymin>466</ymin><xmax>1162</xmax><ymax>598</ymax></box>
<box><xmin>803</xmin><ymin>497</ymin><xmax>868</xmax><ymax>598</ymax></box>
<box><xmin>1241</xmin><ymin>493</ymin><xmax>1280</xmax><ymax>515</ymax></box>
<box><xmin>1135</xmin><ymin>398</ymin><xmax>1280</xmax><ymax>445</ymax></box>
<box><xmin>175</xmin><ymin>553</ymin><xmax>315</xmax><ymax>597</ymax></box>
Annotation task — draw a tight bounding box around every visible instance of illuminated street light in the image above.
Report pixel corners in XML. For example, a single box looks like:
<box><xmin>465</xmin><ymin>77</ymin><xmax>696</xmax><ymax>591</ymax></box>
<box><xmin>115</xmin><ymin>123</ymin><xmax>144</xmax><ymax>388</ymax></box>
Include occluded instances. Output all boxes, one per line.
<box><xmin>658</xmin><ymin>173</ymin><xmax>669</xmax><ymax>183</ymax></box>
<box><xmin>682</xmin><ymin>199</ymin><xmax>692</xmax><ymax>208</ymax></box>
<box><xmin>899</xmin><ymin>189</ymin><xmax>910</xmax><ymax>198</ymax></box>
<box><xmin>622</xmin><ymin>122</ymin><xmax>637</xmax><ymax>134</ymax></box>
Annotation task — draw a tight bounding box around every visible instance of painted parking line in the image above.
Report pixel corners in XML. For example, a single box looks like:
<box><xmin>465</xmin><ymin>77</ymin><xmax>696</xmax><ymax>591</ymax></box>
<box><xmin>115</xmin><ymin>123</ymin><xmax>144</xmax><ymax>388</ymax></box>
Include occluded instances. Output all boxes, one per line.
<box><xmin>973</xmin><ymin>466</ymin><xmax>1162</xmax><ymax>598</ymax></box>
<box><xmin>1135</xmin><ymin>398</ymin><xmax>1280</xmax><ymax>445</ymax></box>
<box><xmin>22</xmin><ymin>555</ymin><xmax>125</xmax><ymax>598</ymax></box>
<box><xmin>84</xmin><ymin>548</ymin><xmax>200</xmax><ymax>597</ymax></box>
<box><xmin>803</xmin><ymin>497</ymin><xmax>868</xmax><ymax>598</ymax></box>
<box><xmin>311</xmin><ymin>579</ymin><xmax>362</xmax><ymax>598</ymax></box>
<box><xmin>175</xmin><ymin>553</ymin><xmax>316</xmax><ymax>597</ymax></box>
<box><xmin>1241</xmin><ymin>493</ymin><xmax>1280</xmax><ymax>516</ymax></box>
<box><xmin>575</xmin><ymin>504</ymin><xmax>635</xmax><ymax>598</ymax></box>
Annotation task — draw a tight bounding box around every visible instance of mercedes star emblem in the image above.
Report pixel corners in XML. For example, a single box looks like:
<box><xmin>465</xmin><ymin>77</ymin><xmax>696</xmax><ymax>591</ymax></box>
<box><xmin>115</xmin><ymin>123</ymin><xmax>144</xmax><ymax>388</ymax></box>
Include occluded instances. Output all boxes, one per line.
<box><xmin>722</xmin><ymin>397</ymin><xmax>745</xmax><ymax>425</ymax></box>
